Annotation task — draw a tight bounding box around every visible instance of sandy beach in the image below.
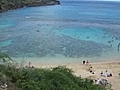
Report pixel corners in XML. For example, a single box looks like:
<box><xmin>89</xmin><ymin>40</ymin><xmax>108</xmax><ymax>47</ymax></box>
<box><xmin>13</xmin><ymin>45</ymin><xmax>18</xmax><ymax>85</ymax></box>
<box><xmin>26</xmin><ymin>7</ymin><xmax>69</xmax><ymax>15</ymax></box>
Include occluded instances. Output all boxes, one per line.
<box><xmin>28</xmin><ymin>60</ymin><xmax>120</xmax><ymax>90</ymax></box>
<box><xmin>66</xmin><ymin>61</ymin><xmax>120</xmax><ymax>90</ymax></box>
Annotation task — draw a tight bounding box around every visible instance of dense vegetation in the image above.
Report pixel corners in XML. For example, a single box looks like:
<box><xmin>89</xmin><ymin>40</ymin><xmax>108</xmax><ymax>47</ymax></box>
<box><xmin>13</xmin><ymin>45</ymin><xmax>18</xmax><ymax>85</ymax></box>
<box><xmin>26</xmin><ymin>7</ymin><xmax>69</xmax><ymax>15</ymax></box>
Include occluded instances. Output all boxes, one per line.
<box><xmin>0</xmin><ymin>52</ymin><xmax>107</xmax><ymax>90</ymax></box>
<box><xmin>0</xmin><ymin>0</ymin><xmax>60</xmax><ymax>12</ymax></box>
<box><xmin>0</xmin><ymin>66</ymin><xmax>107</xmax><ymax>90</ymax></box>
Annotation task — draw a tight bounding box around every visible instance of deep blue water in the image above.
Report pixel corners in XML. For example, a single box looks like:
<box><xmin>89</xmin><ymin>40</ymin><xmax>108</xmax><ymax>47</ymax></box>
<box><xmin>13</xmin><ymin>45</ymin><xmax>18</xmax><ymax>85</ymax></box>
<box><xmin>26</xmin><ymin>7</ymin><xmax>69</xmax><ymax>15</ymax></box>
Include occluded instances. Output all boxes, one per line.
<box><xmin>0</xmin><ymin>1</ymin><xmax>120</xmax><ymax>63</ymax></box>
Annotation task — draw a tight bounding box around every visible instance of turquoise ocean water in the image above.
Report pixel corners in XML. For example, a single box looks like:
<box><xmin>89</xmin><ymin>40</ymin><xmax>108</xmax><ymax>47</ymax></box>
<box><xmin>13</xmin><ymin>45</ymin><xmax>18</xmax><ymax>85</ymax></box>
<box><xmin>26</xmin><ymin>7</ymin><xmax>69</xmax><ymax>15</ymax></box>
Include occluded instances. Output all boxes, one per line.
<box><xmin>0</xmin><ymin>1</ymin><xmax>120</xmax><ymax>64</ymax></box>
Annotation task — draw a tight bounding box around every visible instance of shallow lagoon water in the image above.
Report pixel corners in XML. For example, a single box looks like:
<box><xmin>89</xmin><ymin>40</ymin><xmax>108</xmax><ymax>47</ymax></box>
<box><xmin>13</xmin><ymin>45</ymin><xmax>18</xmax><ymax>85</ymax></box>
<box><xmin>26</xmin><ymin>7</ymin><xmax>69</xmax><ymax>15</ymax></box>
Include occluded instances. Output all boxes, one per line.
<box><xmin>0</xmin><ymin>1</ymin><xmax>120</xmax><ymax>64</ymax></box>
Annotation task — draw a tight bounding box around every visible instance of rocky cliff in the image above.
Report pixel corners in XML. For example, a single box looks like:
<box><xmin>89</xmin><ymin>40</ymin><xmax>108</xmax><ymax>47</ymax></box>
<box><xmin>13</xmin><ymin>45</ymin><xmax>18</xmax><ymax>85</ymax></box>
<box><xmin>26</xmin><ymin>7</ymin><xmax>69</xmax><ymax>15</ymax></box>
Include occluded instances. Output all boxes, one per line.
<box><xmin>0</xmin><ymin>0</ymin><xmax>60</xmax><ymax>13</ymax></box>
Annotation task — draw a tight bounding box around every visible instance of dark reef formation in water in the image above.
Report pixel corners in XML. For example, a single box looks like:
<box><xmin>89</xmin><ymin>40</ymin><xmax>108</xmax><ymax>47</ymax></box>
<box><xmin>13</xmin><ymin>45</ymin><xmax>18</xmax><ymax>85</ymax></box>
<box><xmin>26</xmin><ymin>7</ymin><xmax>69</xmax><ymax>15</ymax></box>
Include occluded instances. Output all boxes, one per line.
<box><xmin>0</xmin><ymin>0</ymin><xmax>60</xmax><ymax>13</ymax></box>
<box><xmin>0</xmin><ymin>26</ymin><xmax>111</xmax><ymax>58</ymax></box>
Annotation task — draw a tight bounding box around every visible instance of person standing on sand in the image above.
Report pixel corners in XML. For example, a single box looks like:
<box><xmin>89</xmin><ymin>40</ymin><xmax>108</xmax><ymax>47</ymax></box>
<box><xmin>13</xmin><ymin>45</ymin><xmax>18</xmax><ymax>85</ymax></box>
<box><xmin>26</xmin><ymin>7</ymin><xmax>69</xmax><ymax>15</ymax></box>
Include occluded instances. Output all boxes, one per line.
<box><xmin>28</xmin><ymin>62</ymin><xmax>31</xmax><ymax>68</ymax></box>
<box><xmin>86</xmin><ymin>60</ymin><xmax>89</xmax><ymax>65</ymax></box>
<box><xmin>83</xmin><ymin>60</ymin><xmax>85</xmax><ymax>64</ymax></box>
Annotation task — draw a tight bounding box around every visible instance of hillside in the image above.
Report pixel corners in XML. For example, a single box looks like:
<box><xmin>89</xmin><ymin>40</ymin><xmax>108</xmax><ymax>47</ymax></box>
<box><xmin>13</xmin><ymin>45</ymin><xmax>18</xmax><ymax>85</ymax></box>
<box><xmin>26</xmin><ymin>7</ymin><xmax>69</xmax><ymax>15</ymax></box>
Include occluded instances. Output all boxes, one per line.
<box><xmin>0</xmin><ymin>0</ymin><xmax>60</xmax><ymax>12</ymax></box>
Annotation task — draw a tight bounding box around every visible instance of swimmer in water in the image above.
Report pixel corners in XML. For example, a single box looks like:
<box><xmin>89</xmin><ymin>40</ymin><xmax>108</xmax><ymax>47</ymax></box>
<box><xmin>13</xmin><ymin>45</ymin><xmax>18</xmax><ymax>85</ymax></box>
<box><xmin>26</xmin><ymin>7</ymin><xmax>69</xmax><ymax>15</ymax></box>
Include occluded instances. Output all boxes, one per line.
<box><xmin>117</xmin><ymin>43</ymin><xmax>120</xmax><ymax>51</ymax></box>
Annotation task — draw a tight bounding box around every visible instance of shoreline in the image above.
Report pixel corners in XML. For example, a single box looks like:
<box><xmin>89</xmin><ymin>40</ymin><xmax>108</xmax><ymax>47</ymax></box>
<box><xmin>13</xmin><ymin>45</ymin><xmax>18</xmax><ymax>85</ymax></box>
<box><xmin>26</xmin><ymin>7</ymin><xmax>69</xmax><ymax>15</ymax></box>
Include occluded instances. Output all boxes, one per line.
<box><xmin>14</xmin><ymin>56</ymin><xmax>120</xmax><ymax>67</ymax></box>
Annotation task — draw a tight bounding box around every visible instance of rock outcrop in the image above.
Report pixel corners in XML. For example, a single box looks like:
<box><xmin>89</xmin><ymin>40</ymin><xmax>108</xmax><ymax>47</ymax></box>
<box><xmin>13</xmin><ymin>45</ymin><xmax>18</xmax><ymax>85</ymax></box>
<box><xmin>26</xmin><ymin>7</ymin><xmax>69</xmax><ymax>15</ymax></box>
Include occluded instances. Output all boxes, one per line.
<box><xmin>0</xmin><ymin>0</ymin><xmax>60</xmax><ymax>13</ymax></box>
